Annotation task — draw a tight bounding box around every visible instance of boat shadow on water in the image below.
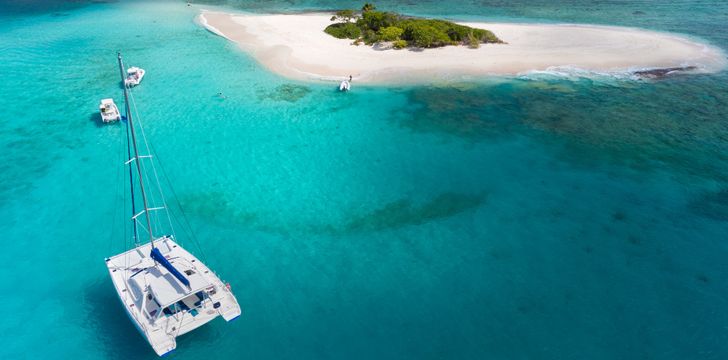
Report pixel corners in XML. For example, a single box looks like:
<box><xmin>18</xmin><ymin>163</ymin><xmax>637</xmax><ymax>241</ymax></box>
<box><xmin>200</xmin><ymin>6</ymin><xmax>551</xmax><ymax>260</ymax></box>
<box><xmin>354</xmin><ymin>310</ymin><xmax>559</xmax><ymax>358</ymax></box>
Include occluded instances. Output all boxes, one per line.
<box><xmin>83</xmin><ymin>279</ymin><xmax>154</xmax><ymax>359</ymax></box>
<box><xmin>89</xmin><ymin>112</ymin><xmax>112</xmax><ymax>128</ymax></box>
<box><xmin>83</xmin><ymin>278</ymin><xmax>226</xmax><ymax>358</ymax></box>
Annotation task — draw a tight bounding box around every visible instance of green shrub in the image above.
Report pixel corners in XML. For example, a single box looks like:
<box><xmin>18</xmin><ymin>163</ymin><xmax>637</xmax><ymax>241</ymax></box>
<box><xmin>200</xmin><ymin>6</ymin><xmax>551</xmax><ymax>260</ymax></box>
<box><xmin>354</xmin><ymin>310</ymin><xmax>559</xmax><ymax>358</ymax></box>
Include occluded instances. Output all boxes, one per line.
<box><xmin>331</xmin><ymin>9</ymin><xmax>356</xmax><ymax>23</ymax></box>
<box><xmin>378</xmin><ymin>26</ymin><xmax>403</xmax><ymax>41</ymax></box>
<box><xmin>324</xmin><ymin>22</ymin><xmax>362</xmax><ymax>39</ymax></box>
<box><xmin>400</xmin><ymin>18</ymin><xmax>502</xmax><ymax>46</ymax></box>
<box><xmin>362</xmin><ymin>29</ymin><xmax>379</xmax><ymax>45</ymax></box>
<box><xmin>478</xmin><ymin>29</ymin><xmax>501</xmax><ymax>43</ymax></box>
<box><xmin>446</xmin><ymin>23</ymin><xmax>471</xmax><ymax>42</ymax></box>
<box><xmin>392</xmin><ymin>39</ymin><xmax>407</xmax><ymax>49</ymax></box>
<box><xmin>467</xmin><ymin>31</ymin><xmax>480</xmax><ymax>48</ymax></box>
<box><xmin>361</xmin><ymin>10</ymin><xmax>399</xmax><ymax>31</ymax></box>
<box><xmin>403</xmin><ymin>22</ymin><xmax>452</xmax><ymax>48</ymax></box>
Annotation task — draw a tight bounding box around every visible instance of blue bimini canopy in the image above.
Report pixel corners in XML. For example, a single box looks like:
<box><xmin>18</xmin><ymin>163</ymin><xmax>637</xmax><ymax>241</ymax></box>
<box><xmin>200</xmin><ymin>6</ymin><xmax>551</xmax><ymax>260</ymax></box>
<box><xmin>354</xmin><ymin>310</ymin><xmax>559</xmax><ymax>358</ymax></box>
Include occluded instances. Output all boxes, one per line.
<box><xmin>150</xmin><ymin>247</ymin><xmax>190</xmax><ymax>287</ymax></box>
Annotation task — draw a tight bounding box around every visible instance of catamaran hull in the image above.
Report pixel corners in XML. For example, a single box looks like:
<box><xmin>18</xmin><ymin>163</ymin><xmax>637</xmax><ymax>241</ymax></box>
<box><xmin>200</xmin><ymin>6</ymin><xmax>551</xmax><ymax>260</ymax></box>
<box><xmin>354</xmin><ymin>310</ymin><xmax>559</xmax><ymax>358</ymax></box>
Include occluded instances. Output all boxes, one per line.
<box><xmin>106</xmin><ymin>258</ymin><xmax>177</xmax><ymax>356</ymax></box>
<box><xmin>117</xmin><ymin>291</ymin><xmax>176</xmax><ymax>356</ymax></box>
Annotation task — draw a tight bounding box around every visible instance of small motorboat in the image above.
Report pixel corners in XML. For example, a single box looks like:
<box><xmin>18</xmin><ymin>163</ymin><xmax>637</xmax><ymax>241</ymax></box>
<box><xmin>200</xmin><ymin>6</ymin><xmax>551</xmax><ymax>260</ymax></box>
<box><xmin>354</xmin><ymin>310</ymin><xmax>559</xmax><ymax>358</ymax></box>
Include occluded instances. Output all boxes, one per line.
<box><xmin>125</xmin><ymin>66</ymin><xmax>145</xmax><ymax>87</ymax></box>
<box><xmin>99</xmin><ymin>98</ymin><xmax>121</xmax><ymax>123</ymax></box>
<box><xmin>339</xmin><ymin>80</ymin><xmax>350</xmax><ymax>91</ymax></box>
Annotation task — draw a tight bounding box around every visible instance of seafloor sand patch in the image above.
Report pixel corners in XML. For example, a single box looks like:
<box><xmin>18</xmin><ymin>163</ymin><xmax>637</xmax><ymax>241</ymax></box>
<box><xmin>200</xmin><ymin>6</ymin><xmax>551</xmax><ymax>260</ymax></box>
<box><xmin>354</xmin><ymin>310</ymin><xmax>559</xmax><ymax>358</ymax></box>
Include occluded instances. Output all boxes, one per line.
<box><xmin>199</xmin><ymin>11</ymin><xmax>726</xmax><ymax>84</ymax></box>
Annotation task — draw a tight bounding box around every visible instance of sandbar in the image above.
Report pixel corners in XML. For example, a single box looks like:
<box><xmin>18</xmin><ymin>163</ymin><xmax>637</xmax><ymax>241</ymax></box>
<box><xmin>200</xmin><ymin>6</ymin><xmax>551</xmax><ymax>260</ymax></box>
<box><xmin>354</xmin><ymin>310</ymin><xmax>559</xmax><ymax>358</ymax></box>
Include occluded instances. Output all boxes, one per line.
<box><xmin>199</xmin><ymin>11</ymin><xmax>727</xmax><ymax>84</ymax></box>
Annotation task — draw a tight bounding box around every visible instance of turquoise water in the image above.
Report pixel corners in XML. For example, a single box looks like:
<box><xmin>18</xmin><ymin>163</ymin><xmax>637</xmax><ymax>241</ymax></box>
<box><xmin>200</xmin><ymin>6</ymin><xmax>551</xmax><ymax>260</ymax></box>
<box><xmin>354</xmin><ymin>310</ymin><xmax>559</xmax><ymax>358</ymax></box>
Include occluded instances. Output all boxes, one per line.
<box><xmin>1</xmin><ymin>0</ymin><xmax>727</xmax><ymax>358</ymax></box>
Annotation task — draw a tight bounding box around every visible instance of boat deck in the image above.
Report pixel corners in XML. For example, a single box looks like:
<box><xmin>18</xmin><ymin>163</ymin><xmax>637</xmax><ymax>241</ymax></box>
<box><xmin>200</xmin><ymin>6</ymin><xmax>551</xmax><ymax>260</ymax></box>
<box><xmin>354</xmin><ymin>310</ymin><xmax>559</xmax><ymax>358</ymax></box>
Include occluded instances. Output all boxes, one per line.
<box><xmin>106</xmin><ymin>237</ymin><xmax>241</xmax><ymax>356</ymax></box>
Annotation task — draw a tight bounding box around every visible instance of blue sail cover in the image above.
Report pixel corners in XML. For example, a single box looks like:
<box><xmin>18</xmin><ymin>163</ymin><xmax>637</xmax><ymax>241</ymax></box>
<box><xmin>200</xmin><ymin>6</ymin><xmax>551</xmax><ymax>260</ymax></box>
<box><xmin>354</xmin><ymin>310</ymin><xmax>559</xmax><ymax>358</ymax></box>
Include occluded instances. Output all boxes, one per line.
<box><xmin>150</xmin><ymin>247</ymin><xmax>190</xmax><ymax>287</ymax></box>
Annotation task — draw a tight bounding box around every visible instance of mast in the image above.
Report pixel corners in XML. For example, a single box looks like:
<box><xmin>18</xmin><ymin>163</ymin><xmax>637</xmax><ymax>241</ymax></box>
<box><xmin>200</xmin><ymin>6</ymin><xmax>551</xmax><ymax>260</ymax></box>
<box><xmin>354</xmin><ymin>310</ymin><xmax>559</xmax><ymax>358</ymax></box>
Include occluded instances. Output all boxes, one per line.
<box><xmin>118</xmin><ymin>52</ymin><xmax>156</xmax><ymax>248</ymax></box>
<box><xmin>125</xmin><ymin>99</ymin><xmax>139</xmax><ymax>246</ymax></box>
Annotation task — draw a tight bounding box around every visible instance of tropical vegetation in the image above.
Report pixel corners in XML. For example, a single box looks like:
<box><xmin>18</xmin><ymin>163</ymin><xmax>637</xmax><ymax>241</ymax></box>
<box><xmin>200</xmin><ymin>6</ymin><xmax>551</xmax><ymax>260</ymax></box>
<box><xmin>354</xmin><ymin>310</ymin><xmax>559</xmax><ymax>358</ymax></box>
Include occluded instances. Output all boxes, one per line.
<box><xmin>324</xmin><ymin>3</ymin><xmax>502</xmax><ymax>49</ymax></box>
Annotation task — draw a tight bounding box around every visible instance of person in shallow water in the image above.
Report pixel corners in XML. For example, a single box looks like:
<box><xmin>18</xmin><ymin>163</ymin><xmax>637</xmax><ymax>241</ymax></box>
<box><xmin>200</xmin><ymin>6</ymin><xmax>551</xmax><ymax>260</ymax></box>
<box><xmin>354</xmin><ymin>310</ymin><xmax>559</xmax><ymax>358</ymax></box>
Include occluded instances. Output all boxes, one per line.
<box><xmin>217</xmin><ymin>92</ymin><xmax>226</xmax><ymax>99</ymax></box>
<box><xmin>349</xmin><ymin>75</ymin><xmax>352</xmax><ymax>82</ymax></box>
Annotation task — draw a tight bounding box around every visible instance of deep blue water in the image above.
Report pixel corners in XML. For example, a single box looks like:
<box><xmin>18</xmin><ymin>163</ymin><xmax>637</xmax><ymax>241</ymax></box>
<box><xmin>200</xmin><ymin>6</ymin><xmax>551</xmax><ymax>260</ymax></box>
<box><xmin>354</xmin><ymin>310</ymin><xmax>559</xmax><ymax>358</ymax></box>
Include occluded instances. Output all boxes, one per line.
<box><xmin>1</xmin><ymin>0</ymin><xmax>727</xmax><ymax>359</ymax></box>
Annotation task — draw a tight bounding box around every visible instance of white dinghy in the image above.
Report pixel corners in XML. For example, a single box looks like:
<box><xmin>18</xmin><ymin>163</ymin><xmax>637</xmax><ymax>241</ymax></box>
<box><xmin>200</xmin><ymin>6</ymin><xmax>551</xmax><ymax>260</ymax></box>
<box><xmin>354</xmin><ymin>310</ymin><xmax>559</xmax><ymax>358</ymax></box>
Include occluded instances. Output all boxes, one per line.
<box><xmin>125</xmin><ymin>66</ymin><xmax>145</xmax><ymax>87</ymax></box>
<box><xmin>99</xmin><ymin>98</ymin><xmax>121</xmax><ymax>123</ymax></box>
<box><xmin>339</xmin><ymin>80</ymin><xmax>350</xmax><ymax>91</ymax></box>
<box><xmin>105</xmin><ymin>53</ymin><xmax>241</xmax><ymax>357</ymax></box>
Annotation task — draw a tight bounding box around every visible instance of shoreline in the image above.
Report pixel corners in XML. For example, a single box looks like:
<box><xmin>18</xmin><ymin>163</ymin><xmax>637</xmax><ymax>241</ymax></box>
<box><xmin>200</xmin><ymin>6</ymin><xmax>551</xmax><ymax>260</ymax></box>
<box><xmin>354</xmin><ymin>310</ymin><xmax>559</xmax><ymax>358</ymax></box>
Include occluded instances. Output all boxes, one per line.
<box><xmin>198</xmin><ymin>11</ymin><xmax>727</xmax><ymax>85</ymax></box>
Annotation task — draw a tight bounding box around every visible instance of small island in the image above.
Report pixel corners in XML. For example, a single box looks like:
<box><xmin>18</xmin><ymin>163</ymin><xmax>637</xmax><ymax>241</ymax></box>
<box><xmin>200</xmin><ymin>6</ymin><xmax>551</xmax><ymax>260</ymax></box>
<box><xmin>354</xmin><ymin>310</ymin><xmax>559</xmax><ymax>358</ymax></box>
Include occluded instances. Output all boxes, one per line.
<box><xmin>324</xmin><ymin>3</ymin><xmax>502</xmax><ymax>49</ymax></box>
<box><xmin>198</xmin><ymin>9</ymin><xmax>727</xmax><ymax>84</ymax></box>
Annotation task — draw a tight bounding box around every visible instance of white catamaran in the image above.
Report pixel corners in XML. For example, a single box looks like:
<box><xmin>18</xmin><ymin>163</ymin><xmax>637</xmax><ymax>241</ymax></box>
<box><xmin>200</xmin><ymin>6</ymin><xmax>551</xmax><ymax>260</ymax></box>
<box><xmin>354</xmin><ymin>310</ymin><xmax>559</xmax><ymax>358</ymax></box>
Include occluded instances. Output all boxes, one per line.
<box><xmin>105</xmin><ymin>53</ymin><xmax>241</xmax><ymax>356</ymax></box>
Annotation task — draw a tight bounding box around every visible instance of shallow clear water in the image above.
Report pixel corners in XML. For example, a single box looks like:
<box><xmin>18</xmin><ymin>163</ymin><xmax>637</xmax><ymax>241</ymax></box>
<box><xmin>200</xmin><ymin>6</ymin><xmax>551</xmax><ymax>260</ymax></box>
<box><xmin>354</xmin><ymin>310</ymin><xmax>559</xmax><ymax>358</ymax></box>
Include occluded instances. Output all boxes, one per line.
<box><xmin>1</xmin><ymin>0</ymin><xmax>727</xmax><ymax>359</ymax></box>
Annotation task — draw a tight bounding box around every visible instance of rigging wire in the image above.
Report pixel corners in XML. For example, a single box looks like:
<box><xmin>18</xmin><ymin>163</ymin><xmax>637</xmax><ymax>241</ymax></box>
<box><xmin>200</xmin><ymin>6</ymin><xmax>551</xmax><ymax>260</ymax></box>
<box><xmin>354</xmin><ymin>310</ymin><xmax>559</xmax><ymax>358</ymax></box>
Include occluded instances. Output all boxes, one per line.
<box><xmin>123</xmin><ymin>174</ymin><xmax>129</xmax><ymax>257</ymax></box>
<box><xmin>124</xmin><ymin>111</ymin><xmax>135</xmax><ymax>269</ymax></box>
<box><xmin>135</xmin><ymin>218</ymin><xmax>152</xmax><ymax>240</ymax></box>
<box><xmin>128</xmin><ymin>89</ymin><xmax>175</xmax><ymax>241</ymax></box>
<box><xmin>118</xmin><ymin>58</ymin><xmax>209</xmax><ymax>266</ymax></box>
<box><xmin>108</xmin><ymin>122</ymin><xmax>126</xmax><ymax>254</ymax></box>
<box><xmin>118</xmin><ymin>54</ymin><xmax>156</xmax><ymax>249</ymax></box>
<box><xmin>140</xmin><ymin>152</ymin><xmax>164</xmax><ymax>236</ymax></box>
<box><xmin>147</xmin><ymin>139</ymin><xmax>209</xmax><ymax>264</ymax></box>
<box><xmin>125</xmin><ymin>86</ymin><xmax>207</xmax><ymax>263</ymax></box>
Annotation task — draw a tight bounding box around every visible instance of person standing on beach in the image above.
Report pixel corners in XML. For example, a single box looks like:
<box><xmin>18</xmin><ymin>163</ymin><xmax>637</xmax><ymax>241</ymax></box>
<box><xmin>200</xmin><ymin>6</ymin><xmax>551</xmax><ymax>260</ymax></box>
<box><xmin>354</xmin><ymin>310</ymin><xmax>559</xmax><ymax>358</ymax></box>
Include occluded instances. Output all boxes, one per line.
<box><xmin>349</xmin><ymin>75</ymin><xmax>352</xmax><ymax>82</ymax></box>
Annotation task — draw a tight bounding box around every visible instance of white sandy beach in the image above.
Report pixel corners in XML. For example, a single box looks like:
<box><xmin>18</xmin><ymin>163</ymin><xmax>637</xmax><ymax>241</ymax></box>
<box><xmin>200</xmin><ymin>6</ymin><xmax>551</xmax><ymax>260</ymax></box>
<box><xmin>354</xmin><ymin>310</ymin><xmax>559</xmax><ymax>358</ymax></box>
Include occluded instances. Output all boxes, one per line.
<box><xmin>199</xmin><ymin>11</ymin><xmax>727</xmax><ymax>84</ymax></box>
